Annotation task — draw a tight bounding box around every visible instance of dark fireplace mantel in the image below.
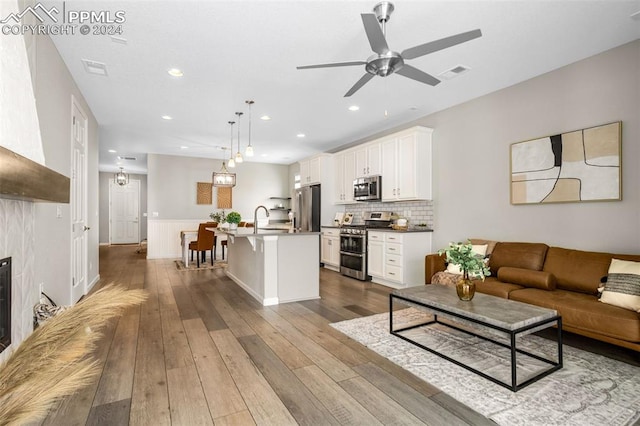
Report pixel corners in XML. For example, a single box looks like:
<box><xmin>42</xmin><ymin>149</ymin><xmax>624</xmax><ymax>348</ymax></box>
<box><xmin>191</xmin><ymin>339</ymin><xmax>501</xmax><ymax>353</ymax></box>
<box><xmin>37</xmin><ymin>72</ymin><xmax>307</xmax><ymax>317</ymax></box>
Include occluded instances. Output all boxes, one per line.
<box><xmin>0</xmin><ymin>145</ymin><xmax>70</xmax><ymax>203</ymax></box>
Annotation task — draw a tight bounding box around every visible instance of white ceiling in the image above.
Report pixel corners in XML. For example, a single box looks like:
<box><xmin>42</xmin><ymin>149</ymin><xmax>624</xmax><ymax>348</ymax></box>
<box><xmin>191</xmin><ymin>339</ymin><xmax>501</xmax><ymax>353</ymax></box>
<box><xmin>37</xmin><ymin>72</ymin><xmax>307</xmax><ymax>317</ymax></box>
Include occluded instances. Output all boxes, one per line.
<box><xmin>43</xmin><ymin>0</ymin><xmax>640</xmax><ymax>174</ymax></box>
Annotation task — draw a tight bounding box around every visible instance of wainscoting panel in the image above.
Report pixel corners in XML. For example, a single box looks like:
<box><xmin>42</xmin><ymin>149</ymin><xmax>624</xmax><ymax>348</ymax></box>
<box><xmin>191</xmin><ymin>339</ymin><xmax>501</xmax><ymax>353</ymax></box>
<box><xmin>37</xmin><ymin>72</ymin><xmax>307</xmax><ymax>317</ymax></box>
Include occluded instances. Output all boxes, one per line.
<box><xmin>147</xmin><ymin>219</ymin><xmax>203</xmax><ymax>259</ymax></box>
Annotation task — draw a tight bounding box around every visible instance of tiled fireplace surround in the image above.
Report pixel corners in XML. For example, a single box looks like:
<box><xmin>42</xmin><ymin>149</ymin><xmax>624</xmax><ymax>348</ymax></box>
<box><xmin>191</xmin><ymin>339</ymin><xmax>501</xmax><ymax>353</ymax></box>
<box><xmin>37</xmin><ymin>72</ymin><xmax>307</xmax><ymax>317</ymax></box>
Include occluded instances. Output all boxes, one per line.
<box><xmin>0</xmin><ymin>198</ymin><xmax>36</xmax><ymax>364</ymax></box>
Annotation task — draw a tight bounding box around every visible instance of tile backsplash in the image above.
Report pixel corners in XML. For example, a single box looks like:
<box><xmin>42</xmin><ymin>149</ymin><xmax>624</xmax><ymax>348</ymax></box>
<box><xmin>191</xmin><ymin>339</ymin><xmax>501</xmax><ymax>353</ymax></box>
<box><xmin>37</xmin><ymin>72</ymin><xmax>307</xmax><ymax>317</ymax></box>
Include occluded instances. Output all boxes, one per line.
<box><xmin>0</xmin><ymin>198</ymin><xmax>36</xmax><ymax>364</ymax></box>
<box><xmin>340</xmin><ymin>200</ymin><xmax>434</xmax><ymax>228</ymax></box>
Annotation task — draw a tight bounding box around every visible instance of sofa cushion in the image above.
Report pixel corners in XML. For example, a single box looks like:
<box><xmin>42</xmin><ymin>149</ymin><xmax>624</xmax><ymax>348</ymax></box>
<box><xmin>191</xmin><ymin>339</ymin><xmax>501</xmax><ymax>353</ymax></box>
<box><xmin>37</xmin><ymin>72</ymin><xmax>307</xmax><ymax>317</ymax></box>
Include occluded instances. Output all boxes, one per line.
<box><xmin>600</xmin><ymin>259</ymin><xmax>640</xmax><ymax>312</ymax></box>
<box><xmin>509</xmin><ymin>288</ymin><xmax>640</xmax><ymax>342</ymax></box>
<box><xmin>475</xmin><ymin>277</ymin><xmax>525</xmax><ymax>299</ymax></box>
<box><xmin>543</xmin><ymin>247</ymin><xmax>615</xmax><ymax>295</ymax></box>
<box><xmin>497</xmin><ymin>267</ymin><xmax>556</xmax><ymax>290</ymax></box>
<box><xmin>488</xmin><ymin>242</ymin><xmax>549</xmax><ymax>276</ymax></box>
<box><xmin>469</xmin><ymin>239</ymin><xmax>498</xmax><ymax>255</ymax></box>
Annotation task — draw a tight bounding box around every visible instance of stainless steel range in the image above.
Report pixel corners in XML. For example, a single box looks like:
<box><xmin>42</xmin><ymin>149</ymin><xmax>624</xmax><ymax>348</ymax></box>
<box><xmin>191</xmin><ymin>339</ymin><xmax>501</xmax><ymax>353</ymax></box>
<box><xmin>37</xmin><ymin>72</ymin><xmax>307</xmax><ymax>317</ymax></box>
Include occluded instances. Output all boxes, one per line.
<box><xmin>339</xmin><ymin>212</ymin><xmax>392</xmax><ymax>281</ymax></box>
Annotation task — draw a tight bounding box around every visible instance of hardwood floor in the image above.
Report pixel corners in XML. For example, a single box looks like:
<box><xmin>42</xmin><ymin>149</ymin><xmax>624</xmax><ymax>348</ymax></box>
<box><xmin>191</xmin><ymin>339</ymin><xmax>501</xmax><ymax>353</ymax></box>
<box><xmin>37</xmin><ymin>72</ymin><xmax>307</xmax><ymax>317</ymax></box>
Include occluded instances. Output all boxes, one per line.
<box><xmin>42</xmin><ymin>245</ymin><xmax>637</xmax><ymax>425</ymax></box>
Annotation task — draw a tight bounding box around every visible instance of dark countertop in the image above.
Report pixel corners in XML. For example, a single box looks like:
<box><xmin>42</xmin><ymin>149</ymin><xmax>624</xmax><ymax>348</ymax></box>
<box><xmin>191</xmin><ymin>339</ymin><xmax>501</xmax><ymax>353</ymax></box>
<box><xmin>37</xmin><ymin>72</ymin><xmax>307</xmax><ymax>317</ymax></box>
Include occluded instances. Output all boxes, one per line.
<box><xmin>320</xmin><ymin>225</ymin><xmax>433</xmax><ymax>233</ymax></box>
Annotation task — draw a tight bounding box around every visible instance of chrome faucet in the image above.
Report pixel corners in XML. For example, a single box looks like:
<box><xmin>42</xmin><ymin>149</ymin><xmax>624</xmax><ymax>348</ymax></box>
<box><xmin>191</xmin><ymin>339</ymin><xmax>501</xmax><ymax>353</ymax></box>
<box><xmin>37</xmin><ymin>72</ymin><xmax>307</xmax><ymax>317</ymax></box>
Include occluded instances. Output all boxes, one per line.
<box><xmin>253</xmin><ymin>205</ymin><xmax>269</xmax><ymax>234</ymax></box>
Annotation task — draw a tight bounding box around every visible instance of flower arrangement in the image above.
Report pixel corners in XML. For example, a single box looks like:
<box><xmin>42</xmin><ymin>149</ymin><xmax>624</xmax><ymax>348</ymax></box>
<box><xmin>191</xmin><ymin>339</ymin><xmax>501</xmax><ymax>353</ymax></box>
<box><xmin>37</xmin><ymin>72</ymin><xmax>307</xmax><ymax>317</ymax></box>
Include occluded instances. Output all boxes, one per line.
<box><xmin>438</xmin><ymin>241</ymin><xmax>490</xmax><ymax>281</ymax></box>
<box><xmin>209</xmin><ymin>210</ymin><xmax>226</xmax><ymax>223</ymax></box>
<box><xmin>225</xmin><ymin>211</ymin><xmax>242</xmax><ymax>224</ymax></box>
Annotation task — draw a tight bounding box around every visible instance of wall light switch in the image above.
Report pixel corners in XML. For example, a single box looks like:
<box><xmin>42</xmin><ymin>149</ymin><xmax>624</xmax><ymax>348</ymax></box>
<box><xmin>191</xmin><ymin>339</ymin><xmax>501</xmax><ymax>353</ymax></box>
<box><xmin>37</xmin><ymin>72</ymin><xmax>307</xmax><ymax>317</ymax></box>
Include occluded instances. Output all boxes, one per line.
<box><xmin>56</xmin><ymin>206</ymin><xmax>62</xmax><ymax>218</ymax></box>
<box><xmin>152</xmin><ymin>212</ymin><xmax>159</xmax><ymax>217</ymax></box>
<box><xmin>142</xmin><ymin>212</ymin><xmax>148</xmax><ymax>217</ymax></box>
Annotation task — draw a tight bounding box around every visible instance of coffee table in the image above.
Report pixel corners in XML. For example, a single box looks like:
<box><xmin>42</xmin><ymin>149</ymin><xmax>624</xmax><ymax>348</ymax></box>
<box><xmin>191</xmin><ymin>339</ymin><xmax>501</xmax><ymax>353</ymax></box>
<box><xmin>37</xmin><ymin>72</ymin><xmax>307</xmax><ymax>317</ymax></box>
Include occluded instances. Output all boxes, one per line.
<box><xmin>390</xmin><ymin>285</ymin><xmax>563</xmax><ymax>392</ymax></box>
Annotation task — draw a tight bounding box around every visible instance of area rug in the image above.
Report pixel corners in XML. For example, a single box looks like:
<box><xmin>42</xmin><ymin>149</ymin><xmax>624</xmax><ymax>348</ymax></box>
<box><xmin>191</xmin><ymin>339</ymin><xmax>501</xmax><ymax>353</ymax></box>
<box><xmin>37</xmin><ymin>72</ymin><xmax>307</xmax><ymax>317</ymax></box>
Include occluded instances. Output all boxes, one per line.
<box><xmin>174</xmin><ymin>260</ymin><xmax>227</xmax><ymax>271</ymax></box>
<box><xmin>331</xmin><ymin>308</ymin><xmax>640</xmax><ymax>426</ymax></box>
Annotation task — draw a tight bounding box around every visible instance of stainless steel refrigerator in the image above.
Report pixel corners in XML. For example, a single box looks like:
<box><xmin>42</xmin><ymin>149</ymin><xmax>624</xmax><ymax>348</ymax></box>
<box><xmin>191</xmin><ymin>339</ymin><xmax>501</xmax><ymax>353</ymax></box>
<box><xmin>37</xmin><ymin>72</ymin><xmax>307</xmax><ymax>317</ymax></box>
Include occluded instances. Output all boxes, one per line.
<box><xmin>295</xmin><ymin>184</ymin><xmax>321</xmax><ymax>232</ymax></box>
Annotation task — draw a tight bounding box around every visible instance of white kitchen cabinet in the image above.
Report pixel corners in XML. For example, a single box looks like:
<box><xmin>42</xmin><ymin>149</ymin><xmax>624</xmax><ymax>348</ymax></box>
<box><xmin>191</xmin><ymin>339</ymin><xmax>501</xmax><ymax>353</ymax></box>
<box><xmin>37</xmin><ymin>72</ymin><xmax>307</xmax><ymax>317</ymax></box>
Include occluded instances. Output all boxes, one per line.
<box><xmin>367</xmin><ymin>231</ymin><xmax>432</xmax><ymax>288</ymax></box>
<box><xmin>381</xmin><ymin>127</ymin><xmax>433</xmax><ymax>201</ymax></box>
<box><xmin>299</xmin><ymin>154</ymin><xmax>330</xmax><ymax>186</ymax></box>
<box><xmin>334</xmin><ymin>150</ymin><xmax>356</xmax><ymax>204</ymax></box>
<box><xmin>355</xmin><ymin>141</ymin><xmax>381</xmax><ymax>177</ymax></box>
<box><xmin>367</xmin><ymin>232</ymin><xmax>385</xmax><ymax>278</ymax></box>
<box><xmin>321</xmin><ymin>227</ymin><xmax>340</xmax><ymax>271</ymax></box>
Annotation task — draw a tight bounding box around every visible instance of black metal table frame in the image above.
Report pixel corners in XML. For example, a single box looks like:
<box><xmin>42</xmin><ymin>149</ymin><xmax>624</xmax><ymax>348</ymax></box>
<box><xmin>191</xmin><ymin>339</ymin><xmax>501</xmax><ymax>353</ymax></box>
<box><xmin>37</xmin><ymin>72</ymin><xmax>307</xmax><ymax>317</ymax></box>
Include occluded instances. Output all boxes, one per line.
<box><xmin>390</xmin><ymin>293</ymin><xmax>563</xmax><ymax>392</ymax></box>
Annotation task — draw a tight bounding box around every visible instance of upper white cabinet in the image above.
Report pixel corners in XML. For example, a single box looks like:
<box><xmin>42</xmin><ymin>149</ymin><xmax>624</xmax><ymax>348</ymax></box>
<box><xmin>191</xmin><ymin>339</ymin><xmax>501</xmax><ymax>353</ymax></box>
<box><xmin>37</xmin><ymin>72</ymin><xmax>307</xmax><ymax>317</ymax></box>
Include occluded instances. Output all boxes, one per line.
<box><xmin>381</xmin><ymin>127</ymin><xmax>433</xmax><ymax>201</ymax></box>
<box><xmin>299</xmin><ymin>154</ymin><xmax>330</xmax><ymax>186</ymax></box>
<box><xmin>334</xmin><ymin>150</ymin><xmax>356</xmax><ymax>204</ymax></box>
<box><xmin>355</xmin><ymin>141</ymin><xmax>381</xmax><ymax>178</ymax></box>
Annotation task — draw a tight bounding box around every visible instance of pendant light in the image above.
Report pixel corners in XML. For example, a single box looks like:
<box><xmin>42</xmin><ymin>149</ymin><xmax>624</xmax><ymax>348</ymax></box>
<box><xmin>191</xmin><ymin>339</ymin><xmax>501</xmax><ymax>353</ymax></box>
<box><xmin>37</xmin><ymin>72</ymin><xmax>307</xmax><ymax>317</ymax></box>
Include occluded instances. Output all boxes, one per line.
<box><xmin>212</xmin><ymin>121</ymin><xmax>236</xmax><ymax>187</ymax></box>
<box><xmin>227</xmin><ymin>120</ymin><xmax>236</xmax><ymax>168</ymax></box>
<box><xmin>245</xmin><ymin>100</ymin><xmax>254</xmax><ymax>157</ymax></box>
<box><xmin>234</xmin><ymin>111</ymin><xmax>244</xmax><ymax>164</ymax></box>
<box><xmin>114</xmin><ymin>167</ymin><xmax>129</xmax><ymax>186</ymax></box>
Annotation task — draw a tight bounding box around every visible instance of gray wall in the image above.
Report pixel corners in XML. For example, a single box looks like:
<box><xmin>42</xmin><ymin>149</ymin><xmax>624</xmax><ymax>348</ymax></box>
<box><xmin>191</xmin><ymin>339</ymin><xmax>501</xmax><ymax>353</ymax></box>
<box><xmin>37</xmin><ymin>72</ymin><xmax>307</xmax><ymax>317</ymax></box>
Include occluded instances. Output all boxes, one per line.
<box><xmin>353</xmin><ymin>40</ymin><xmax>640</xmax><ymax>254</ymax></box>
<box><xmin>99</xmin><ymin>172</ymin><xmax>148</xmax><ymax>244</ymax></box>
<box><xmin>34</xmin><ymin>35</ymin><xmax>100</xmax><ymax>305</ymax></box>
<box><xmin>147</xmin><ymin>154</ymin><xmax>290</xmax><ymax>223</ymax></box>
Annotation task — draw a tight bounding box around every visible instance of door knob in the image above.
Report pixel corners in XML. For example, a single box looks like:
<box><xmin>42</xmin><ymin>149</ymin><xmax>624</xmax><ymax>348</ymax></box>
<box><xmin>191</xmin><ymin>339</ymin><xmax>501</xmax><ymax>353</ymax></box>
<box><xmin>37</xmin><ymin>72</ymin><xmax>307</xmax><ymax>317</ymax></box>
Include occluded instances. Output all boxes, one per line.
<box><xmin>83</xmin><ymin>225</ymin><xmax>91</xmax><ymax>231</ymax></box>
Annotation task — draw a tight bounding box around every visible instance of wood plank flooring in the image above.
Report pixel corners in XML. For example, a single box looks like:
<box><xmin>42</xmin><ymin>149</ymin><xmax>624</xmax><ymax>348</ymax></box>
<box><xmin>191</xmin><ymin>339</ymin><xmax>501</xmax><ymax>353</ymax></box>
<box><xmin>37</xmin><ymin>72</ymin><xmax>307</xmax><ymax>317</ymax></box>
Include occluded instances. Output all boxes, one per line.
<box><xmin>42</xmin><ymin>245</ymin><xmax>638</xmax><ymax>425</ymax></box>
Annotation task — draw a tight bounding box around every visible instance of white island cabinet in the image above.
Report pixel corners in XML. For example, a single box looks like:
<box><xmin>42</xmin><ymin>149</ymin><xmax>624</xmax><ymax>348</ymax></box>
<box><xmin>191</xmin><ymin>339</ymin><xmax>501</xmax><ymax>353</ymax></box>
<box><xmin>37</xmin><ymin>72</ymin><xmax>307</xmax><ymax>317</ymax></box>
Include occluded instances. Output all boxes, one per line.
<box><xmin>220</xmin><ymin>228</ymin><xmax>320</xmax><ymax>306</ymax></box>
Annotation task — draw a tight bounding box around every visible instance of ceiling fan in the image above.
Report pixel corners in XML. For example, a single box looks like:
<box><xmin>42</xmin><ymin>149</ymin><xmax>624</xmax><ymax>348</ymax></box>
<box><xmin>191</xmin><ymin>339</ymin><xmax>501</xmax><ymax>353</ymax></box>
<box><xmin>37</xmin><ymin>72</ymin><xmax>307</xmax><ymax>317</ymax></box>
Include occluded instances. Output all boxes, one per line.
<box><xmin>296</xmin><ymin>1</ymin><xmax>482</xmax><ymax>97</ymax></box>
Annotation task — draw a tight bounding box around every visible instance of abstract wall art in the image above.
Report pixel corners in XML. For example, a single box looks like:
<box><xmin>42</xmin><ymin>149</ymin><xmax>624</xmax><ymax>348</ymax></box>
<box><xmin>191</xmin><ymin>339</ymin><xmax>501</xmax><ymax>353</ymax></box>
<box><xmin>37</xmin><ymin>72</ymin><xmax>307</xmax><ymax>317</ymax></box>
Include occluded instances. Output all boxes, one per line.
<box><xmin>510</xmin><ymin>121</ymin><xmax>621</xmax><ymax>205</ymax></box>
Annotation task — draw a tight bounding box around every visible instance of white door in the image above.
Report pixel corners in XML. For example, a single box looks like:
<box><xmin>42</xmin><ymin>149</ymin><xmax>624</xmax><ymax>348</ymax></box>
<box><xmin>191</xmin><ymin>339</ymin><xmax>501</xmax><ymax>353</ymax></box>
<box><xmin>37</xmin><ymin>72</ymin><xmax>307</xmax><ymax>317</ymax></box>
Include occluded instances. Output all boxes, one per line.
<box><xmin>110</xmin><ymin>179</ymin><xmax>140</xmax><ymax>244</ymax></box>
<box><xmin>71</xmin><ymin>98</ymin><xmax>88</xmax><ymax>303</ymax></box>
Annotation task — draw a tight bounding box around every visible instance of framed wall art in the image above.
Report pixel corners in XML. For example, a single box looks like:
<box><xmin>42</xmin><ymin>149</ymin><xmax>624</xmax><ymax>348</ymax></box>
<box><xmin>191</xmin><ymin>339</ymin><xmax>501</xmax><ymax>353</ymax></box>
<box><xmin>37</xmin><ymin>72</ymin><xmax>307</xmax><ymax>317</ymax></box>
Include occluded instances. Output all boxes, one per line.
<box><xmin>196</xmin><ymin>182</ymin><xmax>212</xmax><ymax>204</ymax></box>
<box><xmin>510</xmin><ymin>121</ymin><xmax>621</xmax><ymax>205</ymax></box>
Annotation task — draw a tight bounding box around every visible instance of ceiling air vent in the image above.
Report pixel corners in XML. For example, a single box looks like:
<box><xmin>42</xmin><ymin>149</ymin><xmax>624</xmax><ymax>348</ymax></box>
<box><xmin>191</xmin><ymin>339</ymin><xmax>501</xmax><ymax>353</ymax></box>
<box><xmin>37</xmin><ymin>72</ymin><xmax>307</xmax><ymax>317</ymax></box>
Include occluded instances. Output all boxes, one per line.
<box><xmin>438</xmin><ymin>64</ymin><xmax>470</xmax><ymax>80</ymax></box>
<box><xmin>117</xmin><ymin>156</ymin><xmax>137</xmax><ymax>161</ymax></box>
<box><xmin>81</xmin><ymin>59</ymin><xmax>108</xmax><ymax>76</ymax></box>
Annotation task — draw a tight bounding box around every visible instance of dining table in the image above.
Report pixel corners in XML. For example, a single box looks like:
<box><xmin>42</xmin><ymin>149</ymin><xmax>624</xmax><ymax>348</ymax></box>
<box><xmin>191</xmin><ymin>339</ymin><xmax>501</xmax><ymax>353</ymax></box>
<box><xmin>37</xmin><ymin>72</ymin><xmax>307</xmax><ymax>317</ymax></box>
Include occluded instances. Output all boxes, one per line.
<box><xmin>180</xmin><ymin>226</ymin><xmax>224</xmax><ymax>267</ymax></box>
<box><xmin>179</xmin><ymin>230</ymin><xmax>198</xmax><ymax>267</ymax></box>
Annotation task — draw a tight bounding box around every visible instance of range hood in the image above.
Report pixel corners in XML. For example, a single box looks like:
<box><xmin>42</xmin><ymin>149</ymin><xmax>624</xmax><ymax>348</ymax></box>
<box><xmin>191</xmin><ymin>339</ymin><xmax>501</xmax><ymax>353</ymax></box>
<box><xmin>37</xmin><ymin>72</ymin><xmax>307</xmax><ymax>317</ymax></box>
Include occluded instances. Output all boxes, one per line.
<box><xmin>0</xmin><ymin>145</ymin><xmax>70</xmax><ymax>203</ymax></box>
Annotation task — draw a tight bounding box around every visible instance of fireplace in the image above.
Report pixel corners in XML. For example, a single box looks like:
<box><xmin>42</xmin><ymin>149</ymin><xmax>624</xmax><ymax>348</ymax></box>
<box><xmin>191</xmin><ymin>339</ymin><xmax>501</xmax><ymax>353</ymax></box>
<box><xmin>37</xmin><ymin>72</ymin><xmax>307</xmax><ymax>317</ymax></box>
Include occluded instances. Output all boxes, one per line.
<box><xmin>0</xmin><ymin>257</ymin><xmax>10</xmax><ymax>353</ymax></box>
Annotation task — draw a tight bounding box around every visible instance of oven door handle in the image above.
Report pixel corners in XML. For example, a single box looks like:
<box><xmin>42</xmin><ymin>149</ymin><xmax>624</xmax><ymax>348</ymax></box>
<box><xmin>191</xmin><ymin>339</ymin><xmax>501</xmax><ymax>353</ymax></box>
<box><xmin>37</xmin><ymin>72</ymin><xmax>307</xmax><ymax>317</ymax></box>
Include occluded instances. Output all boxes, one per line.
<box><xmin>340</xmin><ymin>251</ymin><xmax>365</xmax><ymax>257</ymax></box>
<box><xmin>340</xmin><ymin>234</ymin><xmax>365</xmax><ymax>239</ymax></box>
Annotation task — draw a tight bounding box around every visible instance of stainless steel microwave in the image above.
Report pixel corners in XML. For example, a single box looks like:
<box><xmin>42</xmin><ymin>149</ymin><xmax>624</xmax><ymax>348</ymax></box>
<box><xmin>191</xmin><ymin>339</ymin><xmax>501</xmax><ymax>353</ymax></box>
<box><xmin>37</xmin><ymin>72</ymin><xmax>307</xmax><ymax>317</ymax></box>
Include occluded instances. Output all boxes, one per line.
<box><xmin>353</xmin><ymin>176</ymin><xmax>381</xmax><ymax>201</ymax></box>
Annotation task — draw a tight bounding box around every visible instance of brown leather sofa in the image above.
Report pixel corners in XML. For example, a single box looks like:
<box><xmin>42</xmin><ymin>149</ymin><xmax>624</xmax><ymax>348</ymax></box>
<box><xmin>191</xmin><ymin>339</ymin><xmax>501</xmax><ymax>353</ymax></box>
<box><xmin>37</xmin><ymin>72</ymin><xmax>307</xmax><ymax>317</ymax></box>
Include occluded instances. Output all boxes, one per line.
<box><xmin>425</xmin><ymin>241</ymin><xmax>640</xmax><ymax>352</ymax></box>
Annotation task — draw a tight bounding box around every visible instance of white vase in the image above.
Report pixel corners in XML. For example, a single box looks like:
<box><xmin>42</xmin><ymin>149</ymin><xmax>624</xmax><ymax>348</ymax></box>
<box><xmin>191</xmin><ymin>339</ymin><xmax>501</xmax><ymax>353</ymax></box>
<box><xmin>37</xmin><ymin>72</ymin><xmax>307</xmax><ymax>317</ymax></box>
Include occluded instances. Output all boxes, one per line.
<box><xmin>229</xmin><ymin>223</ymin><xmax>238</xmax><ymax>230</ymax></box>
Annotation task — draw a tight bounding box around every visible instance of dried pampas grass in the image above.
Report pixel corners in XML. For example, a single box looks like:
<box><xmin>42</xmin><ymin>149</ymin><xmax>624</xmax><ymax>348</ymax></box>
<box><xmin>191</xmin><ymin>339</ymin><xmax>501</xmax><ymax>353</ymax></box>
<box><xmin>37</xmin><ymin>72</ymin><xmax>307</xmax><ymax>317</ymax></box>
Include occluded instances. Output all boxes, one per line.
<box><xmin>0</xmin><ymin>284</ymin><xmax>147</xmax><ymax>426</ymax></box>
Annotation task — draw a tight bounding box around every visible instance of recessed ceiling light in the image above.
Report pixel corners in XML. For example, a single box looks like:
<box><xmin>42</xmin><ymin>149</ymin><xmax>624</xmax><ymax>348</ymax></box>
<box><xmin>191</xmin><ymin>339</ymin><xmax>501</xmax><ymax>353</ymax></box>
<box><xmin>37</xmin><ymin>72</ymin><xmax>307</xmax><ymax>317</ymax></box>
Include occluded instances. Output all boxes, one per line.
<box><xmin>260</xmin><ymin>115</ymin><xmax>271</xmax><ymax>121</ymax></box>
<box><xmin>261</xmin><ymin>153</ymin><xmax>269</xmax><ymax>157</ymax></box>
<box><xmin>168</xmin><ymin>68</ymin><xmax>184</xmax><ymax>77</ymax></box>
<box><xmin>108</xmin><ymin>149</ymin><xmax>116</xmax><ymax>153</ymax></box>
<box><xmin>161</xmin><ymin>115</ymin><xmax>173</xmax><ymax>120</ymax></box>
<box><xmin>297</xmin><ymin>133</ymin><xmax>306</xmax><ymax>138</ymax></box>
<box><xmin>180</xmin><ymin>146</ymin><xmax>188</xmax><ymax>150</ymax></box>
<box><xmin>348</xmin><ymin>105</ymin><xmax>360</xmax><ymax>111</ymax></box>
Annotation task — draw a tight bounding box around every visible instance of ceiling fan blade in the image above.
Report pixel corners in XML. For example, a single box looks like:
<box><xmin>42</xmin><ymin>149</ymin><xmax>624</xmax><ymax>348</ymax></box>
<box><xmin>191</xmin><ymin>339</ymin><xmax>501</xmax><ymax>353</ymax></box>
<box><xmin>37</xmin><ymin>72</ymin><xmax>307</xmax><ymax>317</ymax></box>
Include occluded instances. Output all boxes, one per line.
<box><xmin>401</xmin><ymin>29</ymin><xmax>482</xmax><ymax>60</ymax></box>
<box><xmin>361</xmin><ymin>13</ymin><xmax>389</xmax><ymax>54</ymax></box>
<box><xmin>297</xmin><ymin>61</ymin><xmax>366</xmax><ymax>70</ymax></box>
<box><xmin>396</xmin><ymin>64</ymin><xmax>440</xmax><ymax>86</ymax></box>
<box><xmin>344</xmin><ymin>73</ymin><xmax>375</xmax><ymax>97</ymax></box>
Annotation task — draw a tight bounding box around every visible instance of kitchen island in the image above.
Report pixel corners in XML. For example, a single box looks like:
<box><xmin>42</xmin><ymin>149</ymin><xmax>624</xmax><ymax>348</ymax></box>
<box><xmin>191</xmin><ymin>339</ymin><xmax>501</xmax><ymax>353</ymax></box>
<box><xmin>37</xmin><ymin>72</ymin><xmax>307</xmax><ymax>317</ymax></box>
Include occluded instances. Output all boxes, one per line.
<box><xmin>216</xmin><ymin>227</ymin><xmax>320</xmax><ymax>306</ymax></box>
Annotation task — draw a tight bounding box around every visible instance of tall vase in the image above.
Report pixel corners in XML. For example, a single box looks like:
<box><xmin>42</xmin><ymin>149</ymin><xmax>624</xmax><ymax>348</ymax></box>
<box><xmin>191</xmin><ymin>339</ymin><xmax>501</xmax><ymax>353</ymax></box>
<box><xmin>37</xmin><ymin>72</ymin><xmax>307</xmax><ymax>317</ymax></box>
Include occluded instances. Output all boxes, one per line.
<box><xmin>456</xmin><ymin>270</ymin><xmax>476</xmax><ymax>301</ymax></box>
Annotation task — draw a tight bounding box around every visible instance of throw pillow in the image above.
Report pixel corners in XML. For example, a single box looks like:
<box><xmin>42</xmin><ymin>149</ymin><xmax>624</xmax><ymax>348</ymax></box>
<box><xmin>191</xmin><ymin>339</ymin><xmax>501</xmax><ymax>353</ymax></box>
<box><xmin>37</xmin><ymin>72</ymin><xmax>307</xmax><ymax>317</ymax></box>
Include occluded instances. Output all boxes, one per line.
<box><xmin>446</xmin><ymin>244</ymin><xmax>488</xmax><ymax>275</ymax></box>
<box><xmin>600</xmin><ymin>259</ymin><xmax>640</xmax><ymax>312</ymax></box>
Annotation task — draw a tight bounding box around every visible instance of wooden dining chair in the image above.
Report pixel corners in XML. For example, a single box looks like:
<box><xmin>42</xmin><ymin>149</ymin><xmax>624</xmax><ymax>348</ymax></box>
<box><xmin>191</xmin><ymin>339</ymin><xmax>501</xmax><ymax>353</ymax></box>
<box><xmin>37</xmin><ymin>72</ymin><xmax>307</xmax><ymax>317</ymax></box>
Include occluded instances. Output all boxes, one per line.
<box><xmin>189</xmin><ymin>222</ymin><xmax>217</xmax><ymax>266</ymax></box>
